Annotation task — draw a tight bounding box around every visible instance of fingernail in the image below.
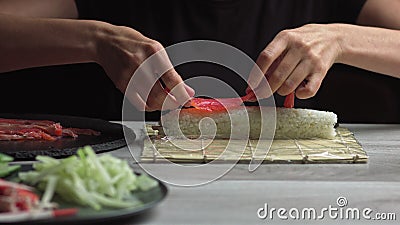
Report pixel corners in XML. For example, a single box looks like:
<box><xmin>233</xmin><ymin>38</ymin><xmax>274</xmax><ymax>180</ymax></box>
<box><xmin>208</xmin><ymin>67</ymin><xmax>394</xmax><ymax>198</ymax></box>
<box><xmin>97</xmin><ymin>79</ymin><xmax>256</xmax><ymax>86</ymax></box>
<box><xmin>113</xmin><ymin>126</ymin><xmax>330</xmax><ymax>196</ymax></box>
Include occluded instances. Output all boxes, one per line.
<box><xmin>184</xmin><ymin>84</ymin><xmax>195</xmax><ymax>97</ymax></box>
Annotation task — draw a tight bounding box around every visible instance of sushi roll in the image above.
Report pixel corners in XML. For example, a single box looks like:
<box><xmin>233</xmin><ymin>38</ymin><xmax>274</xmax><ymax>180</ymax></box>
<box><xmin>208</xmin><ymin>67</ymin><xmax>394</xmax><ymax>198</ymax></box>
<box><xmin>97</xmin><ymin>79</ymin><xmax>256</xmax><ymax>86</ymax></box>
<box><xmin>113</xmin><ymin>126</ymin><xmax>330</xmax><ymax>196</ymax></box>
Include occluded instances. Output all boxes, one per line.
<box><xmin>161</xmin><ymin>106</ymin><xmax>337</xmax><ymax>140</ymax></box>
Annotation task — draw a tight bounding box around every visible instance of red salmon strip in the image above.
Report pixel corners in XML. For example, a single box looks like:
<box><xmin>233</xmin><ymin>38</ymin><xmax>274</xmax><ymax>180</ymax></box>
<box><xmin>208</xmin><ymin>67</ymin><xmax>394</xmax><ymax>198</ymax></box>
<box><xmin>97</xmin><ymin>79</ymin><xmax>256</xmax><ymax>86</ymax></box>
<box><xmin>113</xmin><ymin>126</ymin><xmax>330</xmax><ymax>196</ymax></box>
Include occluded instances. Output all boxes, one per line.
<box><xmin>0</xmin><ymin>118</ymin><xmax>100</xmax><ymax>141</ymax></box>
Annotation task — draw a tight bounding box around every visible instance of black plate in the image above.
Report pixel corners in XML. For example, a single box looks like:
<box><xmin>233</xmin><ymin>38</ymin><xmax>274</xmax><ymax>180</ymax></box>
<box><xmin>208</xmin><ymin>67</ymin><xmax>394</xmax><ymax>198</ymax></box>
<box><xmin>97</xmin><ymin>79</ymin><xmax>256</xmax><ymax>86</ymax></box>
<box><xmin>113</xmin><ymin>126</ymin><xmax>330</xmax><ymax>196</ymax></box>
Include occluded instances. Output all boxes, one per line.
<box><xmin>1</xmin><ymin>165</ymin><xmax>167</xmax><ymax>225</ymax></box>
<box><xmin>0</xmin><ymin>114</ymin><xmax>135</xmax><ymax>160</ymax></box>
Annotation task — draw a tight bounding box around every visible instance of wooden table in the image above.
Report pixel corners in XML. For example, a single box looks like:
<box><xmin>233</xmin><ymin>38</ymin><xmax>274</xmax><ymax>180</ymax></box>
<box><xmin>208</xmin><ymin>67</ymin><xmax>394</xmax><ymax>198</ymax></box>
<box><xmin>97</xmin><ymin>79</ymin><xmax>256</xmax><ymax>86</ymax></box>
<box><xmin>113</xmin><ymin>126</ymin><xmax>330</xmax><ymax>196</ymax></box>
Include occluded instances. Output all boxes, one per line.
<box><xmin>111</xmin><ymin>123</ymin><xmax>400</xmax><ymax>225</ymax></box>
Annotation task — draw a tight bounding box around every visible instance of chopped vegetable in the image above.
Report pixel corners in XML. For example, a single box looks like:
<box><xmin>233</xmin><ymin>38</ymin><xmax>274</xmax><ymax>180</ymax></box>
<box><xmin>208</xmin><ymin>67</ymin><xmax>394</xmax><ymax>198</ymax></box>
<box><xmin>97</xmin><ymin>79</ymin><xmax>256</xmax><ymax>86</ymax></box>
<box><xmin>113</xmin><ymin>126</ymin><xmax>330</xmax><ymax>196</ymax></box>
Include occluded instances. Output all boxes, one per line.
<box><xmin>0</xmin><ymin>153</ymin><xmax>20</xmax><ymax>178</ymax></box>
<box><xmin>0</xmin><ymin>153</ymin><xmax>14</xmax><ymax>163</ymax></box>
<box><xmin>0</xmin><ymin>178</ymin><xmax>76</xmax><ymax>222</ymax></box>
<box><xmin>0</xmin><ymin>179</ymin><xmax>39</xmax><ymax>212</ymax></box>
<box><xmin>19</xmin><ymin>146</ymin><xmax>158</xmax><ymax>210</ymax></box>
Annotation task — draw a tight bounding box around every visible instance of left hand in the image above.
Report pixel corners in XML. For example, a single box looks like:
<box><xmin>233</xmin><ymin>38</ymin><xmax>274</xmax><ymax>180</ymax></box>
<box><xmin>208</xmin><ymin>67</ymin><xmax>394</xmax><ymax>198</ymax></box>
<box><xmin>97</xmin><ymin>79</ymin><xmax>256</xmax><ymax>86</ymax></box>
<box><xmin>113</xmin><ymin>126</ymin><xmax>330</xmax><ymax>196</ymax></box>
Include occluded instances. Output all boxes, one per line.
<box><xmin>246</xmin><ymin>24</ymin><xmax>344</xmax><ymax>100</ymax></box>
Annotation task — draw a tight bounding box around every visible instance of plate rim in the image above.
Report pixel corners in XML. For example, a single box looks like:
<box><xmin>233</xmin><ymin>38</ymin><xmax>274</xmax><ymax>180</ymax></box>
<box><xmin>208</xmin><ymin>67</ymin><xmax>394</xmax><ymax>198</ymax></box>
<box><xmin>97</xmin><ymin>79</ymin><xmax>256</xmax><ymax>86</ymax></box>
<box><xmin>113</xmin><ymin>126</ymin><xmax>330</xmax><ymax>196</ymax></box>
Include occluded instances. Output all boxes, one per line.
<box><xmin>0</xmin><ymin>113</ymin><xmax>136</xmax><ymax>160</ymax></box>
<box><xmin>0</xmin><ymin>165</ymin><xmax>168</xmax><ymax>225</ymax></box>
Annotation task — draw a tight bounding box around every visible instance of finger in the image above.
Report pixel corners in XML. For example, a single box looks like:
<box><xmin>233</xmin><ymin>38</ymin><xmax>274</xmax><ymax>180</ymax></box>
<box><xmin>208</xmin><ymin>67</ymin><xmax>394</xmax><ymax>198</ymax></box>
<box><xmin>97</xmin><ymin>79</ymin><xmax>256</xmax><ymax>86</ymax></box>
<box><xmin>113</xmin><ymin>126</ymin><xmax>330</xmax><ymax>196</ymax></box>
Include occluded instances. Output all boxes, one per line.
<box><xmin>247</xmin><ymin>35</ymin><xmax>288</xmax><ymax>91</ymax></box>
<box><xmin>146</xmin><ymin>45</ymin><xmax>193</xmax><ymax>107</ymax></box>
<box><xmin>245</xmin><ymin>53</ymin><xmax>284</xmax><ymax>97</ymax></box>
<box><xmin>252</xmin><ymin>76</ymin><xmax>274</xmax><ymax>100</ymax></box>
<box><xmin>276</xmin><ymin>60</ymin><xmax>310</xmax><ymax>96</ymax></box>
<box><xmin>161</xmin><ymin>68</ymin><xmax>192</xmax><ymax>106</ymax></box>
<box><xmin>295</xmin><ymin>73</ymin><xmax>324</xmax><ymax>99</ymax></box>
<box><xmin>247</xmin><ymin>53</ymin><xmax>285</xmax><ymax>93</ymax></box>
<box><xmin>158</xmin><ymin>79</ymin><xmax>194</xmax><ymax>97</ymax></box>
<box><xmin>126</xmin><ymin>90</ymin><xmax>148</xmax><ymax>112</ymax></box>
<box><xmin>145</xmin><ymin>81</ymin><xmax>181</xmax><ymax>111</ymax></box>
<box><xmin>184</xmin><ymin>83</ymin><xmax>195</xmax><ymax>97</ymax></box>
<box><xmin>267</xmin><ymin>49</ymin><xmax>302</xmax><ymax>94</ymax></box>
<box><xmin>137</xmin><ymin>41</ymin><xmax>192</xmax><ymax>108</ymax></box>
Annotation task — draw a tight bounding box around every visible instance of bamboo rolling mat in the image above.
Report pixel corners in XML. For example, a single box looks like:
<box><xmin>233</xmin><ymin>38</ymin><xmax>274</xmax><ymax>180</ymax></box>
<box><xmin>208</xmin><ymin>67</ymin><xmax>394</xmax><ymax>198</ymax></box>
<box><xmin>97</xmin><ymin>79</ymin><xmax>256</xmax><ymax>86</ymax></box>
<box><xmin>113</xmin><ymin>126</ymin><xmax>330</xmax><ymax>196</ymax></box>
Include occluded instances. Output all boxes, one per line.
<box><xmin>142</xmin><ymin>125</ymin><xmax>367</xmax><ymax>164</ymax></box>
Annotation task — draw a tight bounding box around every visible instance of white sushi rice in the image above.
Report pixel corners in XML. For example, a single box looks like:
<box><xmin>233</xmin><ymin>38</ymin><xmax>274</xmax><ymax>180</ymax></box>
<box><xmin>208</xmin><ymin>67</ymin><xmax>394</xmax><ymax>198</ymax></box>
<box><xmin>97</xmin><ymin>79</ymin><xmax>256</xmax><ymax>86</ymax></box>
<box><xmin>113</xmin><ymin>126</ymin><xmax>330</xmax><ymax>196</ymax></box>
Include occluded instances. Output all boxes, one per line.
<box><xmin>161</xmin><ymin>107</ymin><xmax>337</xmax><ymax>140</ymax></box>
<box><xmin>274</xmin><ymin>108</ymin><xmax>337</xmax><ymax>139</ymax></box>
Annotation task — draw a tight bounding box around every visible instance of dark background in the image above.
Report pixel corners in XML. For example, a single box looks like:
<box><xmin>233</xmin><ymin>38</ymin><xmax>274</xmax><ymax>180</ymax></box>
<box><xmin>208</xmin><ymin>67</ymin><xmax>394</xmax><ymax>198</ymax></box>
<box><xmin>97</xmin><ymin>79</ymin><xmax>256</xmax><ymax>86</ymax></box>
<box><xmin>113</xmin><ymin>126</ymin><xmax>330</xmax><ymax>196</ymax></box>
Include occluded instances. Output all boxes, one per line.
<box><xmin>0</xmin><ymin>62</ymin><xmax>399</xmax><ymax>123</ymax></box>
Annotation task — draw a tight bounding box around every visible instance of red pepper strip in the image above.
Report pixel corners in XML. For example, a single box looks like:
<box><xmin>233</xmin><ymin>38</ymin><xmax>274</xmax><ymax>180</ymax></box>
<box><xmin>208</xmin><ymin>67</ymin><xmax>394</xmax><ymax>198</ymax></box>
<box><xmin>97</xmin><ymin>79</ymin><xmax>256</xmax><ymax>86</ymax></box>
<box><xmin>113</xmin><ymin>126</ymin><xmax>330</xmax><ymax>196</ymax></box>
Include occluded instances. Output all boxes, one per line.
<box><xmin>15</xmin><ymin>189</ymin><xmax>39</xmax><ymax>211</ymax></box>
<box><xmin>52</xmin><ymin>208</ymin><xmax>78</xmax><ymax>217</ymax></box>
<box><xmin>283</xmin><ymin>92</ymin><xmax>295</xmax><ymax>108</ymax></box>
<box><xmin>189</xmin><ymin>90</ymin><xmax>258</xmax><ymax>112</ymax></box>
<box><xmin>190</xmin><ymin>98</ymin><xmax>243</xmax><ymax>108</ymax></box>
<box><xmin>241</xmin><ymin>91</ymin><xmax>256</xmax><ymax>102</ymax></box>
<box><xmin>189</xmin><ymin>97</ymin><xmax>245</xmax><ymax>112</ymax></box>
<box><xmin>0</xmin><ymin>179</ymin><xmax>39</xmax><ymax>212</ymax></box>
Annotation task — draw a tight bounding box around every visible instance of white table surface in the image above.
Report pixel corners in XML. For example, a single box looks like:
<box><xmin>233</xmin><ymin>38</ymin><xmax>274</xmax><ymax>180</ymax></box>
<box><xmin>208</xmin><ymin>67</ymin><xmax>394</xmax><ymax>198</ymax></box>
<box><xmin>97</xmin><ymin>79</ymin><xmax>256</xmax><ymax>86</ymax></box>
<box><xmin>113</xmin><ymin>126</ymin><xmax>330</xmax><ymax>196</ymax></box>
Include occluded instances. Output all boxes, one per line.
<box><xmin>108</xmin><ymin>123</ymin><xmax>400</xmax><ymax>225</ymax></box>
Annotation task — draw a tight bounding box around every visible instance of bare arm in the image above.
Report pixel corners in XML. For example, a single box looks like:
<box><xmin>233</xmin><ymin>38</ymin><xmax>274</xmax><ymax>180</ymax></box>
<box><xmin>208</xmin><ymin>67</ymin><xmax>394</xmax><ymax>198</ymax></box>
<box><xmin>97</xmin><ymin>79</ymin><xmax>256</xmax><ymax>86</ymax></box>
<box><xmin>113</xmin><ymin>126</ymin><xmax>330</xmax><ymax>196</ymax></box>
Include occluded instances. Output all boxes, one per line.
<box><xmin>336</xmin><ymin>24</ymin><xmax>400</xmax><ymax>79</ymax></box>
<box><xmin>337</xmin><ymin>0</ymin><xmax>400</xmax><ymax>78</ymax></box>
<box><xmin>0</xmin><ymin>14</ymin><xmax>96</xmax><ymax>72</ymax></box>
<box><xmin>0</xmin><ymin>0</ymin><xmax>78</xmax><ymax>18</ymax></box>
<box><xmin>0</xmin><ymin>1</ymin><xmax>193</xmax><ymax>110</ymax></box>
<box><xmin>0</xmin><ymin>0</ymin><xmax>83</xmax><ymax>71</ymax></box>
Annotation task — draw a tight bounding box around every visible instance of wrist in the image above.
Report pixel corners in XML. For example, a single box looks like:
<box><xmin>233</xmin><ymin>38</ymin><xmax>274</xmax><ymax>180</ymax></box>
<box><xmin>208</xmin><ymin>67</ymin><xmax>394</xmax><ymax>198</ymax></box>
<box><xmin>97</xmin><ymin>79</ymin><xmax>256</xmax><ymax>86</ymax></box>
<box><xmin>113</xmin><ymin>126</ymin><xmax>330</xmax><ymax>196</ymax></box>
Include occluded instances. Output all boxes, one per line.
<box><xmin>329</xmin><ymin>23</ymin><xmax>354</xmax><ymax>64</ymax></box>
<box><xmin>56</xmin><ymin>19</ymin><xmax>105</xmax><ymax>64</ymax></box>
<box><xmin>80</xmin><ymin>20</ymin><xmax>111</xmax><ymax>64</ymax></box>
<box><xmin>89</xmin><ymin>20</ymin><xmax>116</xmax><ymax>65</ymax></box>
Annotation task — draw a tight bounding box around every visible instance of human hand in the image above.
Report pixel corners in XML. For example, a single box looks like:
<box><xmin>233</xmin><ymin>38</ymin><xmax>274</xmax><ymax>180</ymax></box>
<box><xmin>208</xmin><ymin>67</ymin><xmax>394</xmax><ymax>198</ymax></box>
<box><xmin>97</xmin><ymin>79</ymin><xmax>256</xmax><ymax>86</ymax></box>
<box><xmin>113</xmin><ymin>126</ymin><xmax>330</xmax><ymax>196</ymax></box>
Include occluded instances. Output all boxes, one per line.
<box><xmin>93</xmin><ymin>22</ymin><xmax>194</xmax><ymax>111</ymax></box>
<box><xmin>246</xmin><ymin>24</ymin><xmax>343</xmax><ymax>100</ymax></box>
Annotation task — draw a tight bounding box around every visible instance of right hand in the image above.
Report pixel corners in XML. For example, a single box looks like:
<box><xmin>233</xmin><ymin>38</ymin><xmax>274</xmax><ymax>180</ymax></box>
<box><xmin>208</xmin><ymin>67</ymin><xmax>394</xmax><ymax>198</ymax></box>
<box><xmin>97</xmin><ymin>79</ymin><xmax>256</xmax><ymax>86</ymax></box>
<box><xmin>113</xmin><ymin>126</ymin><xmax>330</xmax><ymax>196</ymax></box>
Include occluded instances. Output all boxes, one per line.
<box><xmin>93</xmin><ymin>22</ymin><xmax>194</xmax><ymax>111</ymax></box>
<box><xmin>245</xmin><ymin>24</ymin><xmax>343</xmax><ymax>101</ymax></box>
